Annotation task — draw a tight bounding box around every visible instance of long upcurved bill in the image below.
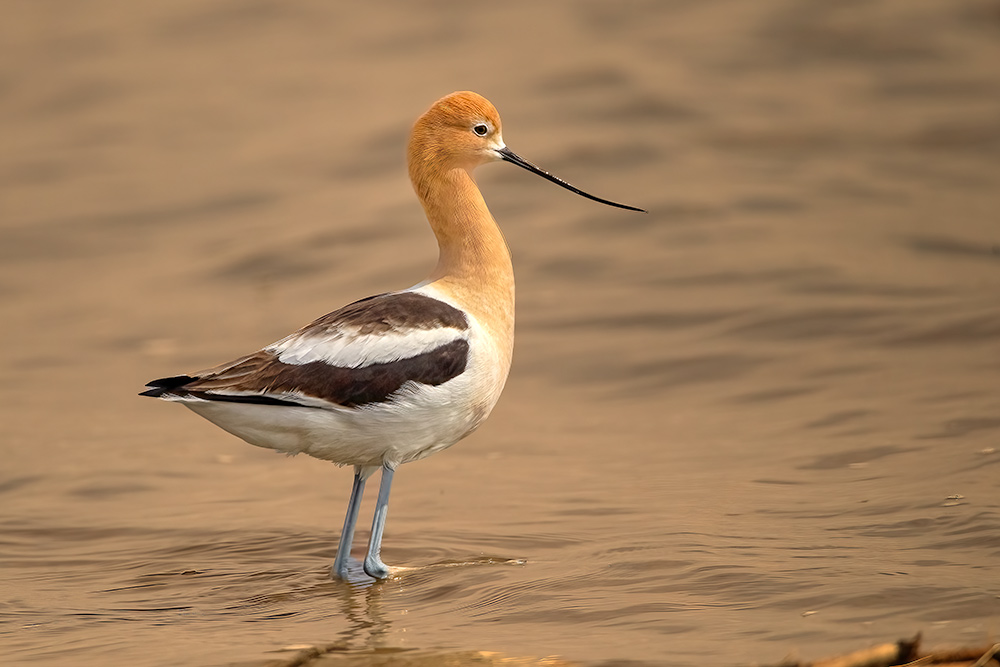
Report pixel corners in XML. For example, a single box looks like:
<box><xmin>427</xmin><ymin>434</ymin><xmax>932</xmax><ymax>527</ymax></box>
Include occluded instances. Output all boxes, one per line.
<box><xmin>497</xmin><ymin>146</ymin><xmax>646</xmax><ymax>213</ymax></box>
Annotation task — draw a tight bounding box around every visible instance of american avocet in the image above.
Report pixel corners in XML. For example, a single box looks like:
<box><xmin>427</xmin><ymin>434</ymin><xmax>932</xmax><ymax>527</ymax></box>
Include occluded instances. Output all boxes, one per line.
<box><xmin>141</xmin><ymin>91</ymin><xmax>643</xmax><ymax>580</ymax></box>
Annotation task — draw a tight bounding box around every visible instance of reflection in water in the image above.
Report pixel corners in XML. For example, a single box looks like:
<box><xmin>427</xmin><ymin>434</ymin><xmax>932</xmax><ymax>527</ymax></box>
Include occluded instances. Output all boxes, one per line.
<box><xmin>328</xmin><ymin>578</ymin><xmax>394</xmax><ymax>652</ymax></box>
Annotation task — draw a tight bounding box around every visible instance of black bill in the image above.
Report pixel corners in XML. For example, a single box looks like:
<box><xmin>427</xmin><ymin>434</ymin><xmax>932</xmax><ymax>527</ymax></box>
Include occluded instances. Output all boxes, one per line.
<box><xmin>497</xmin><ymin>146</ymin><xmax>645</xmax><ymax>213</ymax></box>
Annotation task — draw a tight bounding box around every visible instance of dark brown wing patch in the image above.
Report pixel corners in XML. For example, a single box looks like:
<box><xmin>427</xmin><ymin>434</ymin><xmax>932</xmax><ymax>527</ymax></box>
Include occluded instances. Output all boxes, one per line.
<box><xmin>142</xmin><ymin>339</ymin><xmax>469</xmax><ymax>408</ymax></box>
<box><xmin>141</xmin><ymin>291</ymin><xmax>471</xmax><ymax>408</ymax></box>
<box><xmin>306</xmin><ymin>292</ymin><xmax>468</xmax><ymax>336</ymax></box>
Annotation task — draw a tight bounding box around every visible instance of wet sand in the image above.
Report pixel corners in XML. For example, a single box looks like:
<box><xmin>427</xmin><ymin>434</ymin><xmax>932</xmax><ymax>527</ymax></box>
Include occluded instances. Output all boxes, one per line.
<box><xmin>2</xmin><ymin>1</ymin><xmax>999</xmax><ymax>665</ymax></box>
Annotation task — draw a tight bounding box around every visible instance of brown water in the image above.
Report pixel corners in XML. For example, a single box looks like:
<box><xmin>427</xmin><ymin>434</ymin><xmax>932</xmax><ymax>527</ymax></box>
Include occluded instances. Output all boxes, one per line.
<box><xmin>2</xmin><ymin>1</ymin><xmax>999</xmax><ymax>665</ymax></box>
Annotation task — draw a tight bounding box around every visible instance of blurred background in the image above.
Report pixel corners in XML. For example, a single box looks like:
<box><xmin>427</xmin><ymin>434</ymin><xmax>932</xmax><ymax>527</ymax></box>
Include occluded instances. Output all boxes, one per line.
<box><xmin>2</xmin><ymin>1</ymin><xmax>998</xmax><ymax>666</ymax></box>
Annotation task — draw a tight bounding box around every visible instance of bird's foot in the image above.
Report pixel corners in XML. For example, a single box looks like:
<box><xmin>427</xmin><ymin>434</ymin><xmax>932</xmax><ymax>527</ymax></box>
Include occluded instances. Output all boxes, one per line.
<box><xmin>363</xmin><ymin>555</ymin><xmax>391</xmax><ymax>580</ymax></box>
<box><xmin>331</xmin><ymin>562</ymin><xmax>350</xmax><ymax>581</ymax></box>
<box><xmin>331</xmin><ymin>547</ymin><xmax>354</xmax><ymax>580</ymax></box>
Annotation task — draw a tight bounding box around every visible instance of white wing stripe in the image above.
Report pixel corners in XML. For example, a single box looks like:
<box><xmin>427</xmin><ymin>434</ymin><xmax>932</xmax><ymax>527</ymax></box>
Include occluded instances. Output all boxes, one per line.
<box><xmin>268</xmin><ymin>327</ymin><xmax>467</xmax><ymax>368</ymax></box>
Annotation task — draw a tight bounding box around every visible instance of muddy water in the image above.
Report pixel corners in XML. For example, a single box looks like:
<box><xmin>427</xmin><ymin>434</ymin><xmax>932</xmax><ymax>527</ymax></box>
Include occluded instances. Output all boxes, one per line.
<box><xmin>2</xmin><ymin>1</ymin><xmax>999</xmax><ymax>665</ymax></box>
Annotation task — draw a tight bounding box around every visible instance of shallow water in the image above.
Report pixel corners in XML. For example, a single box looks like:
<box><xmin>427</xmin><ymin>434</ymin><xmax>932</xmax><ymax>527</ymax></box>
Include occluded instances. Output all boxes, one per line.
<box><xmin>2</xmin><ymin>1</ymin><xmax>999</xmax><ymax>665</ymax></box>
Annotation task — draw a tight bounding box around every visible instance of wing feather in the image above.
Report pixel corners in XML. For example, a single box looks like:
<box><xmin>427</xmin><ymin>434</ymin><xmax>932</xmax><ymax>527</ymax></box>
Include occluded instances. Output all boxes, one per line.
<box><xmin>142</xmin><ymin>292</ymin><xmax>471</xmax><ymax>409</ymax></box>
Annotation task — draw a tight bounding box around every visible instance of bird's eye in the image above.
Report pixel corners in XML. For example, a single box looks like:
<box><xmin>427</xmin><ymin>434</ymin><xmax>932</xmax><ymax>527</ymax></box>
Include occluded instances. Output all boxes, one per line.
<box><xmin>473</xmin><ymin>123</ymin><xmax>489</xmax><ymax>137</ymax></box>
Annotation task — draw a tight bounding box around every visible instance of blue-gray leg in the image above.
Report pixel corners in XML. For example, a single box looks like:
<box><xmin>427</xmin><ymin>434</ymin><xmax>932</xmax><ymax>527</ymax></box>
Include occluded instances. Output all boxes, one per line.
<box><xmin>363</xmin><ymin>465</ymin><xmax>395</xmax><ymax>580</ymax></box>
<box><xmin>331</xmin><ymin>467</ymin><xmax>367</xmax><ymax>580</ymax></box>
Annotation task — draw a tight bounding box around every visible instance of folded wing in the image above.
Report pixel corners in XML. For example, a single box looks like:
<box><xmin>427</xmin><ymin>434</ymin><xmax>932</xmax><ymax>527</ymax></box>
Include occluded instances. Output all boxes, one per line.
<box><xmin>141</xmin><ymin>292</ymin><xmax>471</xmax><ymax>409</ymax></box>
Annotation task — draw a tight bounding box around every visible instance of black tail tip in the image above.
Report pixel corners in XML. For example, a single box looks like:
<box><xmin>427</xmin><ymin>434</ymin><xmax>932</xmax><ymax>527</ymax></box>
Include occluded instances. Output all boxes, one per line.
<box><xmin>140</xmin><ymin>375</ymin><xmax>195</xmax><ymax>397</ymax></box>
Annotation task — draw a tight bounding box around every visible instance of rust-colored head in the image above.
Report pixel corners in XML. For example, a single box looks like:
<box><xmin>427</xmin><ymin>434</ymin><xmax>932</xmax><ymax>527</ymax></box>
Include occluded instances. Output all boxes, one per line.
<box><xmin>408</xmin><ymin>91</ymin><xmax>506</xmax><ymax>176</ymax></box>
<box><xmin>408</xmin><ymin>91</ymin><xmax>645</xmax><ymax>212</ymax></box>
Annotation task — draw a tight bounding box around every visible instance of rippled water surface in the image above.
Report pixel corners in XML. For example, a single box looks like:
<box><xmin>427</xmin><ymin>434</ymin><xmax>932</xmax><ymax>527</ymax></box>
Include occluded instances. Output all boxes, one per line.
<box><xmin>2</xmin><ymin>1</ymin><xmax>999</xmax><ymax>665</ymax></box>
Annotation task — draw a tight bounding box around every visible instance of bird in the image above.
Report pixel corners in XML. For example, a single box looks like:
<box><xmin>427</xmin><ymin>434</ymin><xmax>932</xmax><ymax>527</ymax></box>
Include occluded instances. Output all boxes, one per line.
<box><xmin>141</xmin><ymin>91</ymin><xmax>644</xmax><ymax>581</ymax></box>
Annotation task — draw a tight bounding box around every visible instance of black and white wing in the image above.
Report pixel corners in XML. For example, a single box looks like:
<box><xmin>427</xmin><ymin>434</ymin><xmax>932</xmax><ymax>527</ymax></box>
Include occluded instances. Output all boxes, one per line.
<box><xmin>141</xmin><ymin>291</ymin><xmax>470</xmax><ymax>409</ymax></box>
